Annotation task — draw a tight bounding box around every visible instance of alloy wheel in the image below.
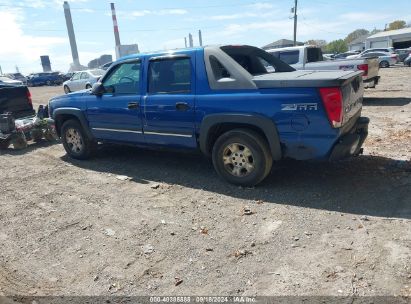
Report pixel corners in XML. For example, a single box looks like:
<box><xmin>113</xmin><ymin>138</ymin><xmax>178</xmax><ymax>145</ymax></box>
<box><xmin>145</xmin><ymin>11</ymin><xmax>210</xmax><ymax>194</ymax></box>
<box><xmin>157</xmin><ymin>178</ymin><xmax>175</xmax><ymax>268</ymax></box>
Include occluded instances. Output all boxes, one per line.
<box><xmin>222</xmin><ymin>143</ymin><xmax>255</xmax><ymax>177</ymax></box>
<box><xmin>65</xmin><ymin>128</ymin><xmax>84</xmax><ymax>154</ymax></box>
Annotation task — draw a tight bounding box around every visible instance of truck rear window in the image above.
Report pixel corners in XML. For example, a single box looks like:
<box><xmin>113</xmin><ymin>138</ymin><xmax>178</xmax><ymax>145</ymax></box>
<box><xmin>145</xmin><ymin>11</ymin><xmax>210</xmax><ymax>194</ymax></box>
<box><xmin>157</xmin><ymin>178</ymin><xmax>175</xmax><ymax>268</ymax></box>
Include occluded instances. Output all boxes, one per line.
<box><xmin>276</xmin><ymin>51</ymin><xmax>299</xmax><ymax>65</ymax></box>
<box><xmin>221</xmin><ymin>46</ymin><xmax>295</xmax><ymax>76</ymax></box>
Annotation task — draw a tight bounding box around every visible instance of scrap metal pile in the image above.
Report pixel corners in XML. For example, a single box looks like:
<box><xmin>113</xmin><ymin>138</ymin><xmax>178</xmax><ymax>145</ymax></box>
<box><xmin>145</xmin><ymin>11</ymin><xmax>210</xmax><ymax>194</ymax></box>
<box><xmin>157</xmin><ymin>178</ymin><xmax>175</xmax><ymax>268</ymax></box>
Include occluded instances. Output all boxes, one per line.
<box><xmin>0</xmin><ymin>109</ymin><xmax>57</xmax><ymax>150</ymax></box>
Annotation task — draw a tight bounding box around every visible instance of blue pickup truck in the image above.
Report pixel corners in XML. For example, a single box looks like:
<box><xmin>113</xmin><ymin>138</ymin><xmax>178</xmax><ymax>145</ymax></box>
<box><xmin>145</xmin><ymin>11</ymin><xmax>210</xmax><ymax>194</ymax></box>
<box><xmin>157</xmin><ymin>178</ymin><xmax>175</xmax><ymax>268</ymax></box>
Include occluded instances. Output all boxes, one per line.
<box><xmin>48</xmin><ymin>45</ymin><xmax>369</xmax><ymax>186</ymax></box>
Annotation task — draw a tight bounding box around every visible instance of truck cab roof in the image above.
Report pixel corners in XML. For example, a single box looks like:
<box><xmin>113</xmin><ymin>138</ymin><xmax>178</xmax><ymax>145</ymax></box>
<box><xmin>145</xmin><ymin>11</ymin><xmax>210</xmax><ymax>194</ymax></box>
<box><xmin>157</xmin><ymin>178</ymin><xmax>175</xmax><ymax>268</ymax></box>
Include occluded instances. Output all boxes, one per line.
<box><xmin>117</xmin><ymin>46</ymin><xmax>205</xmax><ymax>63</ymax></box>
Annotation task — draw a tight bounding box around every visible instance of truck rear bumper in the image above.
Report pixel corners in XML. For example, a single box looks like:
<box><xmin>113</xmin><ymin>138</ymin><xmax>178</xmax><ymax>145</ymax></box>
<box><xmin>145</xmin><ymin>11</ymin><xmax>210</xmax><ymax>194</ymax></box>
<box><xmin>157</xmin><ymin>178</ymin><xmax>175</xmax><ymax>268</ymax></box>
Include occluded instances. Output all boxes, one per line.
<box><xmin>329</xmin><ymin>116</ymin><xmax>369</xmax><ymax>161</ymax></box>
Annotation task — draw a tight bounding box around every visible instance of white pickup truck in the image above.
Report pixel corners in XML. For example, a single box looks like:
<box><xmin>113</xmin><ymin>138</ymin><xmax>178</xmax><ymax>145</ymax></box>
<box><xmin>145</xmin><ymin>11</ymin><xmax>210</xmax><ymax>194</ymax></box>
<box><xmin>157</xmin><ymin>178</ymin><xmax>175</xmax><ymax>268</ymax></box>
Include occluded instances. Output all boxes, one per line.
<box><xmin>267</xmin><ymin>45</ymin><xmax>380</xmax><ymax>88</ymax></box>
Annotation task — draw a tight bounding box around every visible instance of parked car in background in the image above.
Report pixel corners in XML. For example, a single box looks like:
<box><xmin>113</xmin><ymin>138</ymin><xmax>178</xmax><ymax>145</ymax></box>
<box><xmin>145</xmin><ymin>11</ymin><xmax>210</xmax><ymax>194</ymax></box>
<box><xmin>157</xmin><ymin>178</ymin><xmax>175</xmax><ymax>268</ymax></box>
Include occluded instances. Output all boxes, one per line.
<box><xmin>333</xmin><ymin>51</ymin><xmax>361</xmax><ymax>60</ymax></box>
<box><xmin>62</xmin><ymin>72</ymin><xmax>75</xmax><ymax>81</ymax></box>
<box><xmin>395</xmin><ymin>48</ymin><xmax>411</xmax><ymax>62</ymax></box>
<box><xmin>63</xmin><ymin>69</ymin><xmax>105</xmax><ymax>94</ymax></box>
<box><xmin>0</xmin><ymin>84</ymin><xmax>35</xmax><ymax>119</ymax></box>
<box><xmin>404</xmin><ymin>54</ymin><xmax>411</xmax><ymax>66</ymax></box>
<box><xmin>27</xmin><ymin>72</ymin><xmax>64</xmax><ymax>87</ymax></box>
<box><xmin>267</xmin><ymin>45</ymin><xmax>380</xmax><ymax>88</ymax></box>
<box><xmin>347</xmin><ymin>48</ymin><xmax>395</xmax><ymax>59</ymax></box>
<box><xmin>360</xmin><ymin>51</ymin><xmax>398</xmax><ymax>68</ymax></box>
<box><xmin>322</xmin><ymin>53</ymin><xmax>335</xmax><ymax>60</ymax></box>
<box><xmin>4</xmin><ymin>73</ymin><xmax>27</xmax><ymax>85</ymax></box>
<box><xmin>0</xmin><ymin>76</ymin><xmax>23</xmax><ymax>86</ymax></box>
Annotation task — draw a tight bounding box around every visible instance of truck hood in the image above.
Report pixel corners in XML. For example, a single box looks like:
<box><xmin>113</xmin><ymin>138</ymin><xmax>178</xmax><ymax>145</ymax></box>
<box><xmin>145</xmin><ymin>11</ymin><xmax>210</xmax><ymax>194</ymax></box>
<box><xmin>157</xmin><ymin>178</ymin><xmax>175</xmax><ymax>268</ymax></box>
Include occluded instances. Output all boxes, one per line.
<box><xmin>50</xmin><ymin>89</ymin><xmax>90</xmax><ymax>101</ymax></box>
<box><xmin>253</xmin><ymin>70</ymin><xmax>363</xmax><ymax>88</ymax></box>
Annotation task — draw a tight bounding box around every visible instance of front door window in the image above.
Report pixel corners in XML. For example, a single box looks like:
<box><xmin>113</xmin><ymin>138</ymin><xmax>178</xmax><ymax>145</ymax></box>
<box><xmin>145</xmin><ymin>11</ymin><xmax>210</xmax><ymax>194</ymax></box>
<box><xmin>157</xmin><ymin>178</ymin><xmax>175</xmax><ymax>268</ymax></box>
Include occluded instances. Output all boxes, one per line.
<box><xmin>103</xmin><ymin>62</ymin><xmax>141</xmax><ymax>95</ymax></box>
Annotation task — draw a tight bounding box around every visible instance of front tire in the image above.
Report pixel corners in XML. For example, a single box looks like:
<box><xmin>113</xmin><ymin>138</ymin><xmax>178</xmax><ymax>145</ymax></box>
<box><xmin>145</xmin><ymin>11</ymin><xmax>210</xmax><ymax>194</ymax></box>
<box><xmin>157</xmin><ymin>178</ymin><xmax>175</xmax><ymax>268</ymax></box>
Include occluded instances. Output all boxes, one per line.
<box><xmin>86</xmin><ymin>84</ymin><xmax>92</xmax><ymax>90</ymax></box>
<box><xmin>64</xmin><ymin>85</ymin><xmax>71</xmax><ymax>94</ymax></box>
<box><xmin>61</xmin><ymin>119</ymin><xmax>96</xmax><ymax>160</ymax></box>
<box><xmin>212</xmin><ymin>129</ymin><xmax>273</xmax><ymax>186</ymax></box>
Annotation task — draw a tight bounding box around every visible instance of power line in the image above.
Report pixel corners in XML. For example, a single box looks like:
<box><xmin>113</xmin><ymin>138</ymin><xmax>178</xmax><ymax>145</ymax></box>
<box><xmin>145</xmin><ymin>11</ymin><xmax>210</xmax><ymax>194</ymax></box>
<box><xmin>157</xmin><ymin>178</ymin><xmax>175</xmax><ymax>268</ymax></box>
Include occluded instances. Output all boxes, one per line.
<box><xmin>299</xmin><ymin>13</ymin><xmax>347</xmax><ymax>36</ymax></box>
<box><xmin>0</xmin><ymin>1</ymin><xmax>264</xmax><ymax>11</ymax></box>
<box><xmin>0</xmin><ymin>25</ymin><xmax>222</xmax><ymax>33</ymax></box>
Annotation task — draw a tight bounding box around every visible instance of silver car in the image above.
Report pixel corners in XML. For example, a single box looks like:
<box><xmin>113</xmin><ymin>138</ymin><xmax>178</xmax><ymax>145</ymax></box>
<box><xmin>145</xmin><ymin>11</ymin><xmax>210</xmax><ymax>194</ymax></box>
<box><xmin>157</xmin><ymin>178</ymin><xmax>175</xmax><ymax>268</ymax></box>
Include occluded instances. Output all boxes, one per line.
<box><xmin>361</xmin><ymin>51</ymin><xmax>399</xmax><ymax>68</ymax></box>
<box><xmin>63</xmin><ymin>69</ymin><xmax>105</xmax><ymax>93</ymax></box>
<box><xmin>0</xmin><ymin>76</ymin><xmax>23</xmax><ymax>86</ymax></box>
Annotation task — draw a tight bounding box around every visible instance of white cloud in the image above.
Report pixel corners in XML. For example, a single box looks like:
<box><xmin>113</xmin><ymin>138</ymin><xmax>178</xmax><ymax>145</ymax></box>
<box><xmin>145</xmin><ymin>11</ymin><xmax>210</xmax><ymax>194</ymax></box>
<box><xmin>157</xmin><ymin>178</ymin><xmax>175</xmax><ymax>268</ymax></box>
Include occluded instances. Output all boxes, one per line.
<box><xmin>118</xmin><ymin>8</ymin><xmax>188</xmax><ymax>19</ymax></box>
<box><xmin>245</xmin><ymin>2</ymin><xmax>275</xmax><ymax>10</ymax></box>
<box><xmin>7</xmin><ymin>0</ymin><xmax>91</xmax><ymax>9</ymax></box>
<box><xmin>0</xmin><ymin>10</ymin><xmax>67</xmax><ymax>73</ymax></box>
<box><xmin>210</xmin><ymin>13</ymin><xmax>258</xmax><ymax>21</ymax></box>
<box><xmin>340</xmin><ymin>12</ymin><xmax>393</xmax><ymax>23</ymax></box>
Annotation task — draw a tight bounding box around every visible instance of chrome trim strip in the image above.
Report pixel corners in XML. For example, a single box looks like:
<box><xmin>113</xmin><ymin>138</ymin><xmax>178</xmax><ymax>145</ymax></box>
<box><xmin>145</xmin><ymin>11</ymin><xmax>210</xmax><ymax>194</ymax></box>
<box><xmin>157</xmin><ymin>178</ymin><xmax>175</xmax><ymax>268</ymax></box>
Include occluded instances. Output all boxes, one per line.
<box><xmin>144</xmin><ymin>131</ymin><xmax>192</xmax><ymax>138</ymax></box>
<box><xmin>92</xmin><ymin>128</ymin><xmax>142</xmax><ymax>134</ymax></box>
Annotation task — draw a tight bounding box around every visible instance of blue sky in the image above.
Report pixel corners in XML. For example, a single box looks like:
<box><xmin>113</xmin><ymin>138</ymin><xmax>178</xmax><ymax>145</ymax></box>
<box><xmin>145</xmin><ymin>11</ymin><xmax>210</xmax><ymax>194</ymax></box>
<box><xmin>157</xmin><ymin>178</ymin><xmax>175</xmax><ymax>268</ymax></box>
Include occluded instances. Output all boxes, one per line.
<box><xmin>0</xmin><ymin>0</ymin><xmax>410</xmax><ymax>74</ymax></box>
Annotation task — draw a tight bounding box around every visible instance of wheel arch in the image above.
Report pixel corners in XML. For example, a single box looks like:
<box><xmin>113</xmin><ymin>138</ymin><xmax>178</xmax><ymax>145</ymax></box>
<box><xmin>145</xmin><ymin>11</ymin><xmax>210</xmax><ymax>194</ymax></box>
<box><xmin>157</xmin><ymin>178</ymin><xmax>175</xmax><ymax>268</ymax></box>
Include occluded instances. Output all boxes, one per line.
<box><xmin>53</xmin><ymin>108</ymin><xmax>94</xmax><ymax>140</ymax></box>
<box><xmin>199</xmin><ymin>113</ymin><xmax>282</xmax><ymax>161</ymax></box>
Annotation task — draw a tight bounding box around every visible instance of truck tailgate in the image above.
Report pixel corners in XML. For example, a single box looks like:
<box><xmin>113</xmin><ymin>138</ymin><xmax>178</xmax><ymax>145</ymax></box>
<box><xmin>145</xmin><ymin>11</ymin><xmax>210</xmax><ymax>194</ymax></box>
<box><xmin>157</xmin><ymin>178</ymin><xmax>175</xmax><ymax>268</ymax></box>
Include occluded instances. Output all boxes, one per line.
<box><xmin>0</xmin><ymin>85</ymin><xmax>35</xmax><ymax>119</ymax></box>
<box><xmin>340</xmin><ymin>73</ymin><xmax>364</xmax><ymax>127</ymax></box>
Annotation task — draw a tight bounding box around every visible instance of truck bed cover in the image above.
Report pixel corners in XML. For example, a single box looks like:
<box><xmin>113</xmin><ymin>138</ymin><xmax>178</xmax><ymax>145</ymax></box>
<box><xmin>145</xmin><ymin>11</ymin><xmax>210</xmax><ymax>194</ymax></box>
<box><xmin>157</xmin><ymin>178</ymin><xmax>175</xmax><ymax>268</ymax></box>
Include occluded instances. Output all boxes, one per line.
<box><xmin>253</xmin><ymin>70</ymin><xmax>363</xmax><ymax>88</ymax></box>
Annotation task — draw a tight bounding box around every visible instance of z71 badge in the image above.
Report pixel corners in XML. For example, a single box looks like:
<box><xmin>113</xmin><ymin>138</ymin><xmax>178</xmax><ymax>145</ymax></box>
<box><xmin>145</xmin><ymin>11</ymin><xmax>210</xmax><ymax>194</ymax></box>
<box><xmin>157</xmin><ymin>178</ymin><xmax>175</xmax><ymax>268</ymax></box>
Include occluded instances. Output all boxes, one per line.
<box><xmin>281</xmin><ymin>103</ymin><xmax>318</xmax><ymax>111</ymax></box>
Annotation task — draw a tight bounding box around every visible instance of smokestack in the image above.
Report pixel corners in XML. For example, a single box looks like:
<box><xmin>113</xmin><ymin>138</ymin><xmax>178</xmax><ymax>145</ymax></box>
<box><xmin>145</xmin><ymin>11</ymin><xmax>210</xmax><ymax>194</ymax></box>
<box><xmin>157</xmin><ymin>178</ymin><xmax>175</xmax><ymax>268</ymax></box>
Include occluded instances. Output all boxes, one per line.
<box><xmin>198</xmin><ymin>30</ymin><xmax>203</xmax><ymax>46</ymax></box>
<box><xmin>111</xmin><ymin>3</ymin><xmax>121</xmax><ymax>47</ymax></box>
<box><xmin>63</xmin><ymin>1</ymin><xmax>80</xmax><ymax>69</ymax></box>
<box><xmin>188</xmin><ymin>33</ymin><xmax>193</xmax><ymax>47</ymax></box>
<box><xmin>184</xmin><ymin>37</ymin><xmax>187</xmax><ymax>48</ymax></box>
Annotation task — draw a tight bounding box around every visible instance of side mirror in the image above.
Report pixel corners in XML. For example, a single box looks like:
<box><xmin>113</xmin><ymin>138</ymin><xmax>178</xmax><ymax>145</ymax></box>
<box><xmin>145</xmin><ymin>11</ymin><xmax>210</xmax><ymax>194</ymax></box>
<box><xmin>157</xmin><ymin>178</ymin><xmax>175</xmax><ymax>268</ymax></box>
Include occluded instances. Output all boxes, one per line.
<box><xmin>91</xmin><ymin>82</ymin><xmax>105</xmax><ymax>95</ymax></box>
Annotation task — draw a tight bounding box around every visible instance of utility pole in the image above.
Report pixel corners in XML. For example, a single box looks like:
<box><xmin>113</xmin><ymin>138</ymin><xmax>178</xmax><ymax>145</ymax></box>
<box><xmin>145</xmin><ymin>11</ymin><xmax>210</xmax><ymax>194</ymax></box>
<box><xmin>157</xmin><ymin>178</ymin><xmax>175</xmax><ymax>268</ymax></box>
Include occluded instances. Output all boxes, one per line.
<box><xmin>293</xmin><ymin>0</ymin><xmax>298</xmax><ymax>46</ymax></box>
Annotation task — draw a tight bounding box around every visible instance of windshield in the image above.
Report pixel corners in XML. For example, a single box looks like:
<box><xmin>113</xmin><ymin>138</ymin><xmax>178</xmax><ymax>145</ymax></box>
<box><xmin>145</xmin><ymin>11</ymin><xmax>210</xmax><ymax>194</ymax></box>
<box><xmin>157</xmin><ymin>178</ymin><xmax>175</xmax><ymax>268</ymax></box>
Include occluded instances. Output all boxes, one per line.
<box><xmin>90</xmin><ymin>69</ymin><xmax>105</xmax><ymax>76</ymax></box>
<box><xmin>221</xmin><ymin>45</ymin><xmax>295</xmax><ymax>76</ymax></box>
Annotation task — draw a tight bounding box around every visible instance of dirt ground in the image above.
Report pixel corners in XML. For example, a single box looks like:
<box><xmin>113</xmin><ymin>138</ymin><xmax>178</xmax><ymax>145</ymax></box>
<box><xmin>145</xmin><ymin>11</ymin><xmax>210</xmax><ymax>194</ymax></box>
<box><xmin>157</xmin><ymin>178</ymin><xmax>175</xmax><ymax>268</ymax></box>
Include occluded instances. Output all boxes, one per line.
<box><xmin>0</xmin><ymin>66</ymin><xmax>410</xmax><ymax>299</ymax></box>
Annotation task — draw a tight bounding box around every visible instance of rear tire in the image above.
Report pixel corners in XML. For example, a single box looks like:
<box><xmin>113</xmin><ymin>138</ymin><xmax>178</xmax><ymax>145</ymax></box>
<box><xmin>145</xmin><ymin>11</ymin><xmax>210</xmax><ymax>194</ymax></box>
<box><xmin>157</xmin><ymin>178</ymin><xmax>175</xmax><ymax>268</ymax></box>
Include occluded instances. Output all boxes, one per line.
<box><xmin>212</xmin><ymin>129</ymin><xmax>273</xmax><ymax>186</ymax></box>
<box><xmin>379</xmin><ymin>61</ymin><xmax>389</xmax><ymax>68</ymax></box>
<box><xmin>46</xmin><ymin>80</ymin><xmax>52</xmax><ymax>86</ymax></box>
<box><xmin>61</xmin><ymin>119</ymin><xmax>96</xmax><ymax>160</ymax></box>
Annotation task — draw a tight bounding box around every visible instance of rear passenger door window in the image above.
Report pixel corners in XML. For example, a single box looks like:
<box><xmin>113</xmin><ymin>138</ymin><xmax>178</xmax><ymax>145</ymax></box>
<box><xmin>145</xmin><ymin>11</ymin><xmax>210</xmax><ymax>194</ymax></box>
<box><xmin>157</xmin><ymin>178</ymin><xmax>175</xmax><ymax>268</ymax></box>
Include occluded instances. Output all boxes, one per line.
<box><xmin>209</xmin><ymin>55</ymin><xmax>231</xmax><ymax>80</ymax></box>
<box><xmin>148</xmin><ymin>57</ymin><xmax>191</xmax><ymax>94</ymax></box>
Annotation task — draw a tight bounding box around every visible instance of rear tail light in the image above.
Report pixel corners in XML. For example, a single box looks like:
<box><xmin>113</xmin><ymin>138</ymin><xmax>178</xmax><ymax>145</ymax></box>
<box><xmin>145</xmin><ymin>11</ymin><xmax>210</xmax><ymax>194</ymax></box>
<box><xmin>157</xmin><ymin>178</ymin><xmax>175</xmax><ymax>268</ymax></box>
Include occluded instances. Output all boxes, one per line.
<box><xmin>319</xmin><ymin>87</ymin><xmax>343</xmax><ymax>128</ymax></box>
<box><xmin>357</xmin><ymin>64</ymin><xmax>368</xmax><ymax>76</ymax></box>
<box><xmin>26</xmin><ymin>89</ymin><xmax>33</xmax><ymax>106</ymax></box>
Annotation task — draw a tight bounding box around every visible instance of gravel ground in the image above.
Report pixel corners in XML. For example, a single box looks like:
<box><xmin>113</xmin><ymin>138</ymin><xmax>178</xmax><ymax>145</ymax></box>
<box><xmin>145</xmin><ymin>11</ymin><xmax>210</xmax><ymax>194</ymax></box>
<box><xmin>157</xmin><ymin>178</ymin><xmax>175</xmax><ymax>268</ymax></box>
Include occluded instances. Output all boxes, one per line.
<box><xmin>1</xmin><ymin>66</ymin><xmax>410</xmax><ymax>298</ymax></box>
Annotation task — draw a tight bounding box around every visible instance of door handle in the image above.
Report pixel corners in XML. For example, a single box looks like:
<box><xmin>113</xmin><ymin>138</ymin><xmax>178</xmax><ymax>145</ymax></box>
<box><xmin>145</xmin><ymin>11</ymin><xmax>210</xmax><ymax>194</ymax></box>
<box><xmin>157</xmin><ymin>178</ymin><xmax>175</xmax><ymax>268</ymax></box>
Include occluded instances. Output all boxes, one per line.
<box><xmin>175</xmin><ymin>102</ymin><xmax>190</xmax><ymax>111</ymax></box>
<box><xmin>128</xmin><ymin>102</ymin><xmax>140</xmax><ymax>109</ymax></box>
